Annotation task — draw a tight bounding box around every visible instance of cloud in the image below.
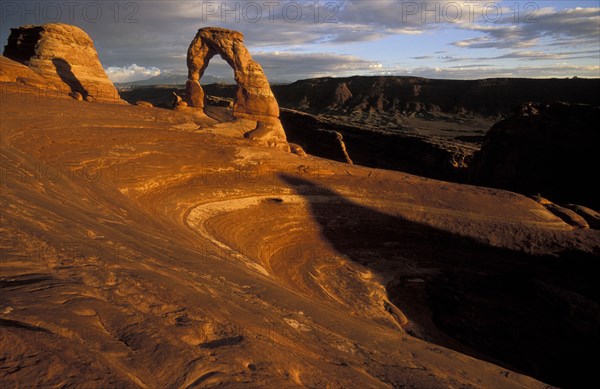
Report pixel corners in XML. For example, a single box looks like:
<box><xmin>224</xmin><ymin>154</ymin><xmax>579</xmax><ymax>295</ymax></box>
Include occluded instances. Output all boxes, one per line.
<box><xmin>82</xmin><ymin>0</ymin><xmax>433</xmax><ymax>52</ymax></box>
<box><xmin>146</xmin><ymin>51</ymin><xmax>382</xmax><ymax>82</ymax></box>
<box><xmin>337</xmin><ymin>0</ymin><xmax>445</xmax><ymax>29</ymax></box>
<box><xmin>404</xmin><ymin>64</ymin><xmax>600</xmax><ymax>79</ymax></box>
<box><xmin>105</xmin><ymin>64</ymin><xmax>161</xmax><ymax>83</ymax></box>
<box><xmin>452</xmin><ymin>6</ymin><xmax>600</xmax><ymax>49</ymax></box>
<box><xmin>493</xmin><ymin>49</ymin><xmax>600</xmax><ymax>61</ymax></box>
<box><xmin>110</xmin><ymin>52</ymin><xmax>599</xmax><ymax>84</ymax></box>
<box><xmin>452</xmin><ymin>35</ymin><xmax>538</xmax><ymax>49</ymax></box>
<box><xmin>254</xmin><ymin>52</ymin><xmax>381</xmax><ymax>81</ymax></box>
<box><xmin>441</xmin><ymin>49</ymin><xmax>600</xmax><ymax>63</ymax></box>
<box><xmin>448</xmin><ymin>64</ymin><xmax>493</xmax><ymax>69</ymax></box>
<box><xmin>1</xmin><ymin>1</ymin><xmax>598</xmax><ymax>81</ymax></box>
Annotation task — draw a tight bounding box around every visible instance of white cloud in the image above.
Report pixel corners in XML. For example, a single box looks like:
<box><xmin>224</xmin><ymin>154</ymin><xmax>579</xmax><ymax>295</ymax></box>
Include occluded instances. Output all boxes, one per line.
<box><xmin>440</xmin><ymin>49</ymin><xmax>600</xmax><ymax>63</ymax></box>
<box><xmin>452</xmin><ymin>6</ymin><xmax>600</xmax><ymax>49</ymax></box>
<box><xmin>2</xmin><ymin>1</ymin><xmax>598</xmax><ymax>81</ymax></box>
<box><xmin>254</xmin><ymin>52</ymin><xmax>380</xmax><ymax>80</ymax></box>
<box><xmin>104</xmin><ymin>64</ymin><xmax>161</xmax><ymax>83</ymax></box>
<box><xmin>404</xmin><ymin>64</ymin><xmax>600</xmax><ymax>79</ymax></box>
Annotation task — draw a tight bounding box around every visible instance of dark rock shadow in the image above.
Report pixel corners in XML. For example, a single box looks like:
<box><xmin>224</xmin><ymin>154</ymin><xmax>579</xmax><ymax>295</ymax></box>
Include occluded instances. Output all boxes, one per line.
<box><xmin>52</xmin><ymin>58</ymin><xmax>88</xmax><ymax>97</ymax></box>
<box><xmin>198</xmin><ymin>336</ymin><xmax>244</xmax><ymax>349</ymax></box>
<box><xmin>279</xmin><ymin>173</ymin><xmax>600</xmax><ymax>388</ymax></box>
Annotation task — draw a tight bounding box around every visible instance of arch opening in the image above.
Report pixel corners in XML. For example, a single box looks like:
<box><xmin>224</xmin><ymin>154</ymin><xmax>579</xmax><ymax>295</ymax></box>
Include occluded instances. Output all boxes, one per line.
<box><xmin>200</xmin><ymin>55</ymin><xmax>234</xmax><ymax>87</ymax></box>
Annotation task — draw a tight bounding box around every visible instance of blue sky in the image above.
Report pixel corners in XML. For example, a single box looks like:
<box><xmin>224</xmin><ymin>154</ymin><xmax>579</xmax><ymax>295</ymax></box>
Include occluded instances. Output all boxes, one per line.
<box><xmin>1</xmin><ymin>1</ymin><xmax>598</xmax><ymax>82</ymax></box>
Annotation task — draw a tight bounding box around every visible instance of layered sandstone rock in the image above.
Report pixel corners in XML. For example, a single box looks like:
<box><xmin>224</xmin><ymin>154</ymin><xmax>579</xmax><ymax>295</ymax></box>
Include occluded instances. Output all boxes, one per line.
<box><xmin>3</xmin><ymin>23</ymin><xmax>121</xmax><ymax>102</ymax></box>
<box><xmin>0</xmin><ymin>56</ymin><xmax>46</xmax><ymax>87</ymax></box>
<box><xmin>186</xmin><ymin>27</ymin><xmax>288</xmax><ymax>150</ymax></box>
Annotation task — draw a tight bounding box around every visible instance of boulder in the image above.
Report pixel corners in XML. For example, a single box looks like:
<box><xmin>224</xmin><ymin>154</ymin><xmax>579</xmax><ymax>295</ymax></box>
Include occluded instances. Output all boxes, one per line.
<box><xmin>69</xmin><ymin>91</ymin><xmax>83</xmax><ymax>101</ymax></box>
<box><xmin>289</xmin><ymin>143</ymin><xmax>307</xmax><ymax>157</ymax></box>
<box><xmin>172</xmin><ymin>92</ymin><xmax>187</xmax><ymax>110</ymax></box>
<box><xmin>135</xmin><ymin>100</ymin><xmax>153</xmax><ymax>108</ymax></box>
<box><xmin>186</xmin><ymin>27</ymin><xmax>287</xmax><ymax>150</ymax></box>
<box><xmin>3</xmin><ymin>23</ymin><xmax>122</xmax><ymax>103</ymax></box>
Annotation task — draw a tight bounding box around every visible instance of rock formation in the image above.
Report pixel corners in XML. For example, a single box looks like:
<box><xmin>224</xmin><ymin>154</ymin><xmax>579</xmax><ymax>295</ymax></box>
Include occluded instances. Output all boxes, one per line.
<box><xmin>186</xmin><ymin>27</ymin><xmax>288</xmax><ymax>150</ymax></box>
<box><xmin>135</xmin><ymin>100</ymin><xmax>153</xmax><ymax>108</ymax></box>
<box><xmin>565</xmin><ymin>204</ymin><xmax>600</xmax><ymax>229</ymax></box>
<box><xmin>3</xmin><ymin>23</ymin><xmax>121</xmax><ymax>103</ymax></box>
<box><xmin>69</xmin><ymin>91</ymin><xmax>83</xmax><ymax>101</ymax></box>
<box><xmin>471</xmin><ymin>102</ymin><xmax>600</xmax><ymax>209</ymax></box>
<box><xmin>0</xmin><ymin>56</ymin><xmax>46</xmax><ymax>87</ymax></box>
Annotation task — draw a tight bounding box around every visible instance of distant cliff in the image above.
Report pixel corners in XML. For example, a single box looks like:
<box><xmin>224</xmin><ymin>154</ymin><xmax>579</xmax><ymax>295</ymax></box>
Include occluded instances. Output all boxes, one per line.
<box><xmin>141</xmin><ymin>76</ymin><xmax>600</xmax><ymax>118</ymax></box>
<box><xmin>272</xmin><ymin>76</ymin><xmax>600</xmax><ymax>117</ymax></box>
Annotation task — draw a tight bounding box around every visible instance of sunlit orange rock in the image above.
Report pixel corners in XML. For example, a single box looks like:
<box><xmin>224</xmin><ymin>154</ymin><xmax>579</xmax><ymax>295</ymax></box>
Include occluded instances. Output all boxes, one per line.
<box><xmin>3</xmin><ymin>23</ymin><xmax>122</xmax><ymax>103</ymax></box>
<box><xmin>186</xmin><ymin>27</ymin><xmax>288</xmax><ymax>150</ymax></box>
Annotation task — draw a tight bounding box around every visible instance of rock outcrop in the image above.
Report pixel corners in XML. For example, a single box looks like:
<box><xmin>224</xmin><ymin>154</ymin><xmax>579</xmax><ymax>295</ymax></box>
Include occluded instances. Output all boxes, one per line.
<box><xmin>0</xmin><ymin>56</ymin><xmax>46</xmax><ymax>87</ymax></box>
<box><xmin>471</xmin><ymin>102</ymin><xmax>600</xmax><ymax>208</ymax></box>
<box><xmin>565</xmin><ymin>204</ymin><xmax>600</xmax><ymax>229</ymax></box>
<box><xmin>3</xmin><ymin>23</ymin><xmax>121</xmax><ymax>102</ymax></box>
<box><xmin>186</xmin><ymin>27</ymin><xmax>288</xmax><ymax>150</ymax></box>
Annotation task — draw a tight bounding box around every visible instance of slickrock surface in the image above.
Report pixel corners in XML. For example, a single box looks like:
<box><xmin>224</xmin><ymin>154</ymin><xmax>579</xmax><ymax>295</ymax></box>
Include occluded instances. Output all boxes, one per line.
<box><xmin>2</xmin><ymin>78</ymin><xmax>599</xmax><ymax>387</ymax></box>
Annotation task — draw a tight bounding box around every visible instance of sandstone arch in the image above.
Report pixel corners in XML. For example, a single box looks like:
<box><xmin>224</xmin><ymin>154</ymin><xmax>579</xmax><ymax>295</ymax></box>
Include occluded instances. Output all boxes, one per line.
<box><xmin>186</xmin><ymin>27</ymin><xmax>288</xmax><ymax>149</ymax></box>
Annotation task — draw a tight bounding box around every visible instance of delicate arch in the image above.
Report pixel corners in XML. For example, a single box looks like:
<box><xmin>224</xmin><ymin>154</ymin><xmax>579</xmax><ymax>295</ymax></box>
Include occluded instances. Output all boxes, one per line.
<box><xmin>185</xmin><ymin>27</ymin><xmax>279</xmax><ymax>120</ymax></box>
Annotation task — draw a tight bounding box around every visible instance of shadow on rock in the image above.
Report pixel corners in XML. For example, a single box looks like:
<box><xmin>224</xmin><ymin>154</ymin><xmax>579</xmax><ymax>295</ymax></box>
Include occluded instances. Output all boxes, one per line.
<box><xmin>279</xmin><ymin>173</ymin><xmax>600</xmax><ymax>388</ymax></box>
<box><xmin>52</xmin><ymin>57</ymin><xmax>88</xmax><ymax>97</ymax></box>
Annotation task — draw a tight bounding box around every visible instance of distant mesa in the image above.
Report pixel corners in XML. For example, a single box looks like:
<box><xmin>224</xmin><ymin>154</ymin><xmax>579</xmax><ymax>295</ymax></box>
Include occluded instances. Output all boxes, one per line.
<box><xmin>3</xmin><ymin>23</ymin><xmax>122</xmax><ymax>103</ymax></box>
<box><xmin>273</xmin><ymin>76</ymin><xmax>600</xmax><ymax>116</ymax></box>
<box><xmin>186</xmin><ymin>27</ymin><xmax>288</xmax><ymax>150</ymax></box>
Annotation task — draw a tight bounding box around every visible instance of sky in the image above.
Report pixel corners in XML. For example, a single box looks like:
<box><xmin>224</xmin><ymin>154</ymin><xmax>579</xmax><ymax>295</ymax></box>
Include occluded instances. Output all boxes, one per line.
<box><xmin>1</xmin><ymin>0</ymin><xmax>599</xmax><ymax>82</ymax></box>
